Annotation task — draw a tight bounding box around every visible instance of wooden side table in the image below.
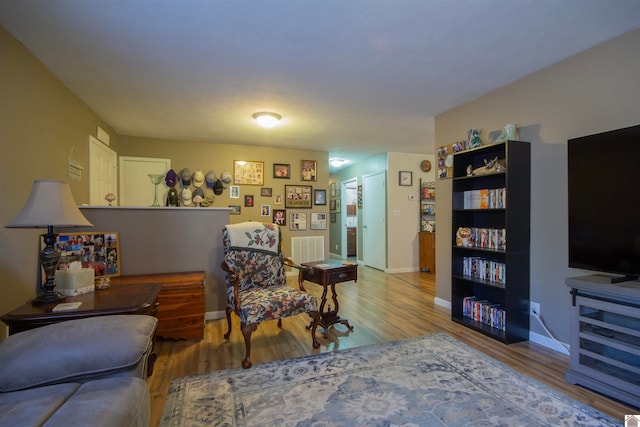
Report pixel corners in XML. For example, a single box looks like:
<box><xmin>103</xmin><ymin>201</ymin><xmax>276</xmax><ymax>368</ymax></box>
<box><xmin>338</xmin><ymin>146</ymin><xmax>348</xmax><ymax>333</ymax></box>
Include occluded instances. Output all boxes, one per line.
<box><xmin>0</xmin><ymin>282</ymin><xmax>162</xmax><ymax>335</ymax></box>
<box><xmin>301</xmin><ymin>260</ymin><xmax>357</xmax><ymax>337</ymax></box>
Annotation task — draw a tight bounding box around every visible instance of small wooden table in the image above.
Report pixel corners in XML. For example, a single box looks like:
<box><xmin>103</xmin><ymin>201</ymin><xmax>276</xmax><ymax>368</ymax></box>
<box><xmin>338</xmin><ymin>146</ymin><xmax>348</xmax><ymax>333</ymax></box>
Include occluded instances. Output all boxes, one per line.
<box><xmin>301</xmin><ymin>260</ymin><xmax>357</xmax><ymax>337</ymax></box>
<box><xmin>1</xmin><ymin>283</ymin><xmax>162</xmax><ymax>335</ymax></box>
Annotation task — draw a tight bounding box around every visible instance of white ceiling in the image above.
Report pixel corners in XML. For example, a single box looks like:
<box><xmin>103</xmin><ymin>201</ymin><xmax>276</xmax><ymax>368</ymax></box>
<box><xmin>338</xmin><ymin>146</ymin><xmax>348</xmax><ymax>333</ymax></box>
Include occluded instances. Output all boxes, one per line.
<box><xmin>2</xmin><ymin>1</ymin><xmax>639</xmax><ymax>171</ymax></box>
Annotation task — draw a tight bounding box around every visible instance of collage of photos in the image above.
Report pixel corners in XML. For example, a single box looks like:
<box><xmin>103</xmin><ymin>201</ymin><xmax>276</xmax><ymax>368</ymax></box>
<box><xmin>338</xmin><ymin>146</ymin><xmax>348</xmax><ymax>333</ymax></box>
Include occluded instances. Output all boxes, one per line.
<box><xmin>52</xmin><ymin>232</ymin><xmax>120</xmax><ymax>277</ymax></box>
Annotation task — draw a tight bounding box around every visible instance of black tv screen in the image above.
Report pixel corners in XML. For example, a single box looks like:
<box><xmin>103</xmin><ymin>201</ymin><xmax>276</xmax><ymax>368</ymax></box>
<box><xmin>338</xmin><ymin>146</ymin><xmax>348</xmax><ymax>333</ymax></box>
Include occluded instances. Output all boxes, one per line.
<box><xmin>568</xmin><ymin>124</ymin><xmax>640</xmax><ymax>280</ymax></box>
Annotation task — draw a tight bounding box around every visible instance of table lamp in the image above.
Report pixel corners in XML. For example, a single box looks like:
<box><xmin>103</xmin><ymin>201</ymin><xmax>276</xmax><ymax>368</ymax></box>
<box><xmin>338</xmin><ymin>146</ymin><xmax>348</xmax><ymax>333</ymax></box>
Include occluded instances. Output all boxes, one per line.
<box><xmin>6</xmin><ymin>180</ymin><xmax>93</xmax><ymax>305</ymax></box>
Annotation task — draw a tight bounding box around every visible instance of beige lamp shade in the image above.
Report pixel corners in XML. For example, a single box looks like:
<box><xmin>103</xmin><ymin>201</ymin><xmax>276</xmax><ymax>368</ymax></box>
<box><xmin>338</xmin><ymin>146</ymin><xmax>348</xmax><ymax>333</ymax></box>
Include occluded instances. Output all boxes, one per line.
<box><xmin>6</xmin><ymin>180</ymin><xmax>93</xmax><ymax>228</ymax></box>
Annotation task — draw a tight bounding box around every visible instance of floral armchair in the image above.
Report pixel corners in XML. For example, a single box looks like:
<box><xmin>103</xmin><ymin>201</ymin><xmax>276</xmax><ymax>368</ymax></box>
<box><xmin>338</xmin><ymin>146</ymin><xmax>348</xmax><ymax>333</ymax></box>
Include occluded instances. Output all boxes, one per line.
<box><xmin>221</xmin><ymin>222</ymin><xmax>320</xmax><ymax>368</ymax></box>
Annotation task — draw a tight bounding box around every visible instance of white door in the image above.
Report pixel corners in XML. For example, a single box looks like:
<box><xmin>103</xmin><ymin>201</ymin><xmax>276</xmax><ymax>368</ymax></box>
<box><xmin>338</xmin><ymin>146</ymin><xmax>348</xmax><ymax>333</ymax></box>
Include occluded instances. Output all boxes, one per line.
<box><xmin>119</xmin><ymin>157</ymin><xmax>171</xmax><ymax>206</ymax></box>
<box><xmin>89</xmin><ymin>136</ymin><xmax>117</xmax><ymax>206</ymax></box>
<box><xmin>362</xmin><ymin>171</ymin><xmax>386</xmax><ymax>270</ymax></box>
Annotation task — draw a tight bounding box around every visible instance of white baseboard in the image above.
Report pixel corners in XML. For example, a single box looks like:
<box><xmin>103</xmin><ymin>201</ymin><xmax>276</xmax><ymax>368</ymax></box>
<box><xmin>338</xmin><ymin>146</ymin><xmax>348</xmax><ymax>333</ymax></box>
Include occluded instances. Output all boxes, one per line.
<box><xmin>205</xmin><ymin>310</ymin><xmax>226</xmax><ymax>321</ymax></box>
<box><xmin>529</xmin><ymin>330</ymin><xmax>570</xmax><ymax>355</ymax></box>
<box><xmin>434</xmin><ymin>297</ymin><xmax>451</xmax><ymax>310</ymax></box>
<box><xmin>386</xmin><ymin>267</ymin><xmax>420</xmax><ymax>273</ymax></box>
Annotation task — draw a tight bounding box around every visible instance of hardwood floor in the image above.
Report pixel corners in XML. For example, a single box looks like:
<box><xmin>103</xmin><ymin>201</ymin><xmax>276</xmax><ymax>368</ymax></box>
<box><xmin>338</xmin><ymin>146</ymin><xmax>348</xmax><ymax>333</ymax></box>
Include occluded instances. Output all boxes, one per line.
<box><xmin>147</xmin><ymin>266</ymin><xmax>636</xmax><ymax>426</ymax></box>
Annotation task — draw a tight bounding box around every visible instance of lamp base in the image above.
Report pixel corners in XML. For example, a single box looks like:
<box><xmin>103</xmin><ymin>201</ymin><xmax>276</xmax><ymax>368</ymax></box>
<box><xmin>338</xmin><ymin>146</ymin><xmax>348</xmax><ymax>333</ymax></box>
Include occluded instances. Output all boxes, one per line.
<box><xmin>31</xmin><ymin>290</ymin><xmax>66</xmax><ymax>306</ymax></box>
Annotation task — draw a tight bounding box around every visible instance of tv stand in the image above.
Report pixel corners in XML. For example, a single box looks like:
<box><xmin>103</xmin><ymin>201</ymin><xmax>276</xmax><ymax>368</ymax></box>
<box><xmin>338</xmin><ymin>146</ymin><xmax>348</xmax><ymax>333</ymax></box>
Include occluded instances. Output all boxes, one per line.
<box><xmin>565</xmin><ymin>275</ymin><xmax>640</xmax><ymax>408</ymax></box>
<box><xmin>593</xmin><ymin>273</ymin><xmax>639</xmax><ymax>284</ymax></box>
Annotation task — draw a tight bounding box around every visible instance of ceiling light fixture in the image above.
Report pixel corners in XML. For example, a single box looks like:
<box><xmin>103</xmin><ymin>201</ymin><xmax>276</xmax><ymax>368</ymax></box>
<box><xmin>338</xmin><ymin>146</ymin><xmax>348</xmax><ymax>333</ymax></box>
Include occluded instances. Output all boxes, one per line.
<box><xmin>253</xmin><ymin>112</ymin><xmax>282</xmax><ymax>128</ymax></box>
<box><xmin>329</xmin><ymin>158</ymin><xmax>346</xmax><ymax>167</ymax></box>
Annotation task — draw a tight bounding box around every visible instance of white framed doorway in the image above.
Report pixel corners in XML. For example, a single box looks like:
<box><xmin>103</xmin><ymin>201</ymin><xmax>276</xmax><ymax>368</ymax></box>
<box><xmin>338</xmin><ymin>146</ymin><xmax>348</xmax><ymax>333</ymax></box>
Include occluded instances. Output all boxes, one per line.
<box><xmin>118</xmin><ymin>156</ymin><xmax>171</xmax><ymax>206</ymax></box>
<box><xmin>362</xmin><ymin>170</ymin><xmax>387</xmax><ymax>270</ymax></box>
<box><xmin>89</xmin><ymin>135</ymin><xmax>117</xmax><ymax>206</ymax></box>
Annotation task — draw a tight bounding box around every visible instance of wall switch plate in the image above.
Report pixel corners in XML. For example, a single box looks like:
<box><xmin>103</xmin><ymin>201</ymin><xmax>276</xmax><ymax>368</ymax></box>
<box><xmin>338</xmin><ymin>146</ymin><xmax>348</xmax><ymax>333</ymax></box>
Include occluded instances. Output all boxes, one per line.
<box><xmin>530</xmin><ymin>301</ymin><xmax>540</xmax><ymax>316</ymax></box>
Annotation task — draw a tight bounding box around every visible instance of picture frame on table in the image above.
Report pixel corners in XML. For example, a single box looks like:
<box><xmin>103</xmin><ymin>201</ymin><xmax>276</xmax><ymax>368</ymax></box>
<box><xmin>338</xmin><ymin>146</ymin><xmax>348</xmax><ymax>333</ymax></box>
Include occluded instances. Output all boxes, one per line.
<box><xmin>233</xmin><ymin>160</ymin><xmax>264</xmax><ymax>185</ymax></box>
<box><xmin>284</xmin><ymin>185</ymin><xmax>312</xmax><ymax>208</ymax></box>
<box><xmin>273</xmin><ymin>163</ymin><xmax>291</xmax><ymax>179</ymax></box>
<box><xmin>51</xmin><ymin>232</ymin><xmax>120</xmax><ymax>277</ymax></box>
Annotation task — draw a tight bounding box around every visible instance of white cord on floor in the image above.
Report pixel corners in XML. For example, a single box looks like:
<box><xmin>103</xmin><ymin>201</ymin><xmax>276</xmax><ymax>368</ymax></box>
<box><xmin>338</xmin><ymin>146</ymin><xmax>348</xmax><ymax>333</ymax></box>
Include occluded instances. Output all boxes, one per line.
<box><xmin>531</xmin><ymin>312</ymin><xmax>570</xmax><ymax>352</ymax></box>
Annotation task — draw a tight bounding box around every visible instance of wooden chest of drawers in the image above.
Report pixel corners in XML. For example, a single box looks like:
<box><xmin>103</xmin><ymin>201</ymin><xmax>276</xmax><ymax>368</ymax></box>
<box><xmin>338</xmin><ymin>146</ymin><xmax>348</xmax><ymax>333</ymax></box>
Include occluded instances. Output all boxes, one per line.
<box><xmin>110</xmin><ymin>271</ymin><xmax>205</xmax><ymax>340</ymax></box>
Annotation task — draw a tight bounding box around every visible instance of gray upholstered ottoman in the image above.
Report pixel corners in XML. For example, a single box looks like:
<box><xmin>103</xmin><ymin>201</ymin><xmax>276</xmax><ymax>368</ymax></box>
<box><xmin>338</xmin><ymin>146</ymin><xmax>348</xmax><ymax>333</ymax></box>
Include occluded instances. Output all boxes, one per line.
<box><xmin>0</xmin><ymin>315</ymin><xmax>157</xmax><ymax>427</ymax></box>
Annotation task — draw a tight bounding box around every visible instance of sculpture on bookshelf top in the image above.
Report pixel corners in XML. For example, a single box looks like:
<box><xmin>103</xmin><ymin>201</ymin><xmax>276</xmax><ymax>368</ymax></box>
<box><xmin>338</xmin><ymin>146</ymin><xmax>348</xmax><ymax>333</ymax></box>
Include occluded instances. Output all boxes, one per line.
<box><xmin>467</xmin><ymin>129</ymin><xmax>483</xmax><ymax>149</ymax></box>
<box><xmin>467</xmin><ymin>157</ymin><xmax>506</xmax><ymax>176</ymax></box>
<box><xmin>494</xmin><ymin>123</ymin><xmax>518</xmax><ymax>143</ymax></box>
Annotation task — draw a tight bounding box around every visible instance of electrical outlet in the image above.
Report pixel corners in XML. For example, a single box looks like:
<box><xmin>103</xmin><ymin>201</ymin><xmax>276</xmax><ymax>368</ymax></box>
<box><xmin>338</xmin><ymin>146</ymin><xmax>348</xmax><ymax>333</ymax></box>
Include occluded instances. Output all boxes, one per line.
<box><xmin>530</xmin><ymin>301</ymin><xmax>540</xmax><ymax>316</ymax></box>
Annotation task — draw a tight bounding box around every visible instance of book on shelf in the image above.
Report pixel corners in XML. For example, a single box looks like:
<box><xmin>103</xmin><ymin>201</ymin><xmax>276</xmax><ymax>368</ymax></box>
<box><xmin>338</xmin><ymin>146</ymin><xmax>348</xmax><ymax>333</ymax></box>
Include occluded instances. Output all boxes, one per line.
<box><xmin>463</xmin><ymin>188</ymin><xmax>506</xmax><ymax>209</ymax></box>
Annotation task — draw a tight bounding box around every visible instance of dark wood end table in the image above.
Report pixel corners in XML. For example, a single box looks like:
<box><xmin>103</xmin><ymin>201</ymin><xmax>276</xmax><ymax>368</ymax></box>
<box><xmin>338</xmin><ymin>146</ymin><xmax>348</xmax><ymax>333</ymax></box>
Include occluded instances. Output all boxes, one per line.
<box><xmin>1</xmin><ymin>282</ymin><xmax>162</xmax><ymax>335</ymax></box>
<box><xmin>301</xmin><ymin>260</ymin><xmax>357</xmax><ymax>337</ymax></box>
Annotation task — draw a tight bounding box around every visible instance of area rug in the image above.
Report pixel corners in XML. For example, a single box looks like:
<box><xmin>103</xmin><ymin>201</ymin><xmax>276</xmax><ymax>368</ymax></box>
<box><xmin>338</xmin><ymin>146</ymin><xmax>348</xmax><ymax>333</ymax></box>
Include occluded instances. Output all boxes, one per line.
<box><xmin>160</xmin><ymin>333</ymin><xmax>619</xmax><ymax>426</ymax></box>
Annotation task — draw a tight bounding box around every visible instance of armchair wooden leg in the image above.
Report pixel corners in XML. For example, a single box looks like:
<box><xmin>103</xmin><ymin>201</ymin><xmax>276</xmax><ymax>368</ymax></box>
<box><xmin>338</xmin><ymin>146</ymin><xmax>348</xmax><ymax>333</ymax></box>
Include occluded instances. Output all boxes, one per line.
<box><xmin>309</xmin><ymin>311</ymin><xmax>321</xmax><ymax>349</ymax></box>
<box><xmin>240</xmin><ymin>323</ymin><xmax>258</xmax><ymax>369</ymax></box>
<box><xmin>223</xmin><ymin>307</ymin><xmax>232</xmax><ymax>339</ymax></box>
<box><xmin>277</xmin><ymin>319</ymin><xmax>282</xmax><ymax>328</ymax></box>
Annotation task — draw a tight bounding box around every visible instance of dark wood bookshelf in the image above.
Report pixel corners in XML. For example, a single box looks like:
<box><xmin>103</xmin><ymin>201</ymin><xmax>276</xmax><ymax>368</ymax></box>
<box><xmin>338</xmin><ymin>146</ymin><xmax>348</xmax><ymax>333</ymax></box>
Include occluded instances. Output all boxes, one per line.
<box><xmin>450</xmin><ymin>140</ymin><xmax>530</xmax><ymax>344</ymax></box>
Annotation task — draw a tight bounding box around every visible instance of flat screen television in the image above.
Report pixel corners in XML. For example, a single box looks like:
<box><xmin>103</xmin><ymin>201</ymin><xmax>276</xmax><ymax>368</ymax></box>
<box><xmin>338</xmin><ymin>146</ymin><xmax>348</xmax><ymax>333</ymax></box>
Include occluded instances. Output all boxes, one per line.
<box><xmin>568</xmin><ymin>124</ymin><xmax>640</xmax><ymax>282</ymax></box>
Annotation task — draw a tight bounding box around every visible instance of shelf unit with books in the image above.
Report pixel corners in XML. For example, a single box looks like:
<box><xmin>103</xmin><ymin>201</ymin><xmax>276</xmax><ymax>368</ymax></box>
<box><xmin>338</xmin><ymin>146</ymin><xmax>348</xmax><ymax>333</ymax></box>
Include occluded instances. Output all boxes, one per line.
<box><xmin>451</xmin><ymin>140</ymin><xmax>530</xmax><ymax>343</ymax></box>
<box><xmin>419</xmin><ymin>178</ymin><xmax>436</xmax><ymax>272</ymax></box>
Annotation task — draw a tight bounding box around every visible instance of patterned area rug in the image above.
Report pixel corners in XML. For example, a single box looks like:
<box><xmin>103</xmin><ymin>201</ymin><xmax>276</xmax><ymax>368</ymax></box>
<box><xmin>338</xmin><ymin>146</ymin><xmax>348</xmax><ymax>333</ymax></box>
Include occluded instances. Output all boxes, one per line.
<box><xmin>160</xmin><ymin>333</ymin><xmax>619</xmax><ymax>426</ymax></box>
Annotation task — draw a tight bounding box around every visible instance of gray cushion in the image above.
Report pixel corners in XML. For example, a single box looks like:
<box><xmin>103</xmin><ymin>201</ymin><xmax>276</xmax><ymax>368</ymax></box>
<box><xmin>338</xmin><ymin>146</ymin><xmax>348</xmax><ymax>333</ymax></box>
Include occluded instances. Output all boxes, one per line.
<box><xmin>0</xmin><ymin>382</ymin><xmax>80</xmax><ymax>426</ymax></box>
<box><xmin>0</xmin><ymin>315</ymin><xmax>157</xmax><ymax>392</ymax></box>
<box><xmin>46</xmin><ymin>377</ymin><xmax>150</xmax><ymax>427</ymax></box>
<box><xmin>0</xmin><ymin>377</ymin><xmax>150</xmax><ymax>427</ymax></box>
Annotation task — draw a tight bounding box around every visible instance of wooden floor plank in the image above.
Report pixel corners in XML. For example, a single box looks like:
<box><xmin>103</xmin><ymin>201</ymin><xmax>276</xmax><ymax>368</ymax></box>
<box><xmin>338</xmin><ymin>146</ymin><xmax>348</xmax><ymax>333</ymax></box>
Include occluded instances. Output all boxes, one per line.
<box><xmin>147</xmin><ymin>266</ymin><xmax>636</xmax><ymax>426</ymax></box>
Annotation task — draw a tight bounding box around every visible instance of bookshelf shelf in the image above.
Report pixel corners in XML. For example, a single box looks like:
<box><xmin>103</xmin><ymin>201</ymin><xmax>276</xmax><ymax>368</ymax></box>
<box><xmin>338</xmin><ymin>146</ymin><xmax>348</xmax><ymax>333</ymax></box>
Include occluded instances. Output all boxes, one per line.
<box><xmin>451</xmin><ymin>140</ymin><xmax>530</xmax><ymax>344</ymax></box>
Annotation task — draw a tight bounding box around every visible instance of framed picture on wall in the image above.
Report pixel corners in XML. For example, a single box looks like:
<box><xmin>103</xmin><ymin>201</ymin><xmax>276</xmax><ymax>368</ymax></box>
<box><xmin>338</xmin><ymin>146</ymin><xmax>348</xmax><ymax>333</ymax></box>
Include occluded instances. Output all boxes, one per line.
<box><xmin>301</xmin><ymin>160</ymin><xmax>317</xmax><ymax>181</ymax></box>
<box><xmin>399</xmin><ymin>171</ymin><xmax>413</xmax><ymax>186</ymax></box>
<box><xmin>285</xmin><ymin>185</ymin><xmax>312</xmax><ymax>208</ymax></box>
<box><xmin>273</xmin><ymin>163</ymin><xmax>290</xmax><ymax>179</ymax></box>
<box><xmin>273</xmin><ymin>209</ymin><xmax>286</xmax><ymax>225</ymax></box>
<box><xmin>290</xmin><ymin>212</ymin><xmax>307</xmax><ymax>230</ymax></box>
<box><xmin>310</xmin><ymin>213</ymin><xmax>327</xmax><ymax>230</ymax></box>
<box><xmin>234</xmin><ymin>160</ymin><xmax>264</xmax><ymax>185</ymax></box>
<box><xmin>229</xmin><ymin>205</ymin><xmax>241</xmax><ymax>215</ymax></box>
<box><xmin>314</xmin><ymin>189</ymin><xmax>326</xmax><ymax>205</ymax></box>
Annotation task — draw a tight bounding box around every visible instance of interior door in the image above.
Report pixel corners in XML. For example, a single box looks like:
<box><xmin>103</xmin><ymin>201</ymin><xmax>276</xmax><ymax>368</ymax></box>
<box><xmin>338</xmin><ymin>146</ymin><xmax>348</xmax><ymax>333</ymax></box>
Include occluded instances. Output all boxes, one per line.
<box><xmin>89</xmin><ymin>136</ymin><xmax>117</xmax><ymax>205</ymax></box>
<box><xmin>119</xmin><ymin>156</ymin><xmax>171</xmax><ymax>206</ymax></box>
<box><xmin>362</xmin><ymin>171</ymin><xmax>386</xmax><ymax>270</ymax></box>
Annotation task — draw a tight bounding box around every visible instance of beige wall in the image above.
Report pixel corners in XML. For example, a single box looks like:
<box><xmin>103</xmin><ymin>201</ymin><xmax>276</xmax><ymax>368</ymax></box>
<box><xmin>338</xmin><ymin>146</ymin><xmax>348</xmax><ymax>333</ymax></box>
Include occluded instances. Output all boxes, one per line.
<box><xmin>0</xmin><ymin>27</ymin><xmax>117</xmax><ymax>338</ymax></box>
<box><xmin>435</xmin><ymin>29</ymin><xmax>640</xmax><ymax>347</ymax></box>
<box><xmin>116</xmin><ymin>135</ymin><xmax>329</xmax><ymax>257</ymax></box>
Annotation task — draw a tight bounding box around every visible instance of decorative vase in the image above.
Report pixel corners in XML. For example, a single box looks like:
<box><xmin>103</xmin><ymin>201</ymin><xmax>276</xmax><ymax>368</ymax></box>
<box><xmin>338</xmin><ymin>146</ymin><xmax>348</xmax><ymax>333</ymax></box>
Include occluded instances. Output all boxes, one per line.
<box><xmin>148</xmin><ymin>174</ymin><xmax>165</xmax><ymax>207</ymax></box>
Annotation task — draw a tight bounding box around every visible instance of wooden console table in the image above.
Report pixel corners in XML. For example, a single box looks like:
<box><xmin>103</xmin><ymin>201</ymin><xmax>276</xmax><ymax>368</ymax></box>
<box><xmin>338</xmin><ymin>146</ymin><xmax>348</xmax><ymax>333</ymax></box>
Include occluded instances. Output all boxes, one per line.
<box><xmin>301</xmin><ymin>260</ymin><xmax>356</xmax><ymax>337</ymax></box>
<box><xmin>1</xmin><ymin>282</ymin><xmax>161</xmax><ymax>335</ymax></box>
<box><xmin>110</xmin><ymin>271</ymin><xmax>205</xmax><ymax>340</ymax></box>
